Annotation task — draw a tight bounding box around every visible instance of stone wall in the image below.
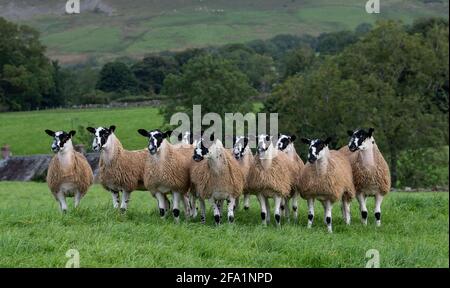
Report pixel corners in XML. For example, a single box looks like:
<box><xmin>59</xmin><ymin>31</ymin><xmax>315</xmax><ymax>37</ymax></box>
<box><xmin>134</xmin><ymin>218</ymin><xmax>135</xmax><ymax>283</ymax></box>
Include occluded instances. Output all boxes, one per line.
<box><xmin>0</xmin><ymin>153</ymin><xmax>100</xmax><ymax>182</ymax></box>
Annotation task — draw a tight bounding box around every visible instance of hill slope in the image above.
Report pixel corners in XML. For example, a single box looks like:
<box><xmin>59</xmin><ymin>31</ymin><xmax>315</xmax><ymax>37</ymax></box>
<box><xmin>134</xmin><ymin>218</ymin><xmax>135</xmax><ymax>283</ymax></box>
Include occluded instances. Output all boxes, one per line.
<box><xmin>1</xmin><ymin>0</ymin><xmax>448</xmax><ymax>64</ymax></box>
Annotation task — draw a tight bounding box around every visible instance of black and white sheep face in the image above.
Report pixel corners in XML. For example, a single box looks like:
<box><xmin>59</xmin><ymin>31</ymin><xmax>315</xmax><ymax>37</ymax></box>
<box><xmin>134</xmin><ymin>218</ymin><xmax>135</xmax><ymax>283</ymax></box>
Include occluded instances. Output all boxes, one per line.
<box><xmin>87</xmin><ymin>126</ymin><xmax>115</xmax><ymax>152</ymax></box>
<box><xmin>276</xmin><ymin>134</ymin><xmax>296</xmax><ymax>151</ymax></box>
<box><xmin>347</xmin><ymin>128</ymin><xmax>374</xmax><ymax>152</ymax></box>
<box><xmin>257</xmin><ymin>134</ymin><xmax>273</xmax><ymax>155</ymax></box>
<box><xmin>45</xmin><ymin>130</ymin><xmax>75</xmax><ymax>153</ymax></box>
<box><xmin>137</xmin><ymin>129</ymin><xmax>172</xmax><ymax>155</ymax></box>
<box><xmin>233</xmin><ymin>136</ymin><xmax>249</xmax><ymax>160</ymax></box>
<box><xmin>301</xmin><ymin>137</ymin><xmax>331</xmax><ymax>163</ymax></box>
<box><xmin>193</xmin><ymin>138</ymin><xmax>209</xmax><ymax>162</ymax></box>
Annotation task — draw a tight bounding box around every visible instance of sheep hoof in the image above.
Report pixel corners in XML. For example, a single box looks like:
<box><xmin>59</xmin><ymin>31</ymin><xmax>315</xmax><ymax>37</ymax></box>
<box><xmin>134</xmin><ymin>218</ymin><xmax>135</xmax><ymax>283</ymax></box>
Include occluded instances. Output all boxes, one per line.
<box><xmin>275</xmin><ymin>214</ymin><xmax>281</xmax><ymax>224</ymax></box>
<box><xmin>327</xmin><ymin>227</ymin><xmax>333</xmax><ymax>233</ymax></box>
<box><xmin>159</xmin><ymin>208</ymin><xmax>165</xmax><ymax>217</ymax></box>
<box><xmin>201</xmin><ymin>216</ymin><xmax>206</xmax><ymax>224</ymax></box>
<box><xmin>376</xmin><ymin>220</ymin><xmax>381</xmax><ymax>227</ymax></box>
<box><xmin>173</xmin><ymin>209</ymin><xmax>180</xmax><ymax>218</ymax></box>
<box><xmin>244</xmin><ymin>206</ymin><xmax>249</xmax><ymax>211</ymax></box>
<box><xmin>61</xmin><ymin>209</ymin><xmax>67</xmax><ymax>214</ymax></box>
<box><xmin>228</xmin><ymin>216</ymin><xmax>234</xmax><ymax>223</ymax></box>
<box><xmin>307</xmin><ymin>221</ymin><xmax>313</xmax><ymax>228</ymax></box>
<box><xmin>214</xmin><ymin>215</ymin><xmax>221</xmax><ymax>224</ymax></box>
<box><xmin>120</xmin><ymin>208</ymin><xmax>127</xmax><ymax>213</ymax></box>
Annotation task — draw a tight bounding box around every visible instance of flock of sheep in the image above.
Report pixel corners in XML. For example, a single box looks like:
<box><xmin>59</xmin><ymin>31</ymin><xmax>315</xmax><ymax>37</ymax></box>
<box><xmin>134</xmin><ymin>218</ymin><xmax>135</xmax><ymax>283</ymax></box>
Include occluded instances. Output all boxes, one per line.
<box><xmin>44</xmin><ymin>126</ymin><xmax>390</xmax><ymax>233</ymax></box>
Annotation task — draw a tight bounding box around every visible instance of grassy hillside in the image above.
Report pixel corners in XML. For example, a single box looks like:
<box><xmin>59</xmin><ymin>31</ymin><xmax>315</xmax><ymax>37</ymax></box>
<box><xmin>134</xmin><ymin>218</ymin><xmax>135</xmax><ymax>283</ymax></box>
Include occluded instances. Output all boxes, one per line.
<box><xmin>0</xmin><ymin>182</ymin><xmax>448</xmax><ymax>267</ymax></box>
<box><xmin>0</xmin><ymin>107</ymin><xmax>163</xmax><ymax>155</ymax></box>
<box><xmin>1</xmin><ymin>0</ymin><xmax>447</xmax><ymax>64</ymax></box>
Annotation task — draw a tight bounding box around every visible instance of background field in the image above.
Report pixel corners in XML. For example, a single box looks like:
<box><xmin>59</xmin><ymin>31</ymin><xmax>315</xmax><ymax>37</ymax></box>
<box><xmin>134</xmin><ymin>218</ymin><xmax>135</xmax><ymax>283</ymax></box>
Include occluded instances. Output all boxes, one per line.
<box><xmin>1</xmin><ymin>0</ymin><xmax>448</xmax><ymax>64</ymax></box>
<box><xmin>0</xmin><ymin>107</ymin><xmax>162</xmax><ymax>155</ymax></box>
<box><xmin>0</xmin><ymin>182</ymin><xmax>448</xmax><ymax>267</ymax></box>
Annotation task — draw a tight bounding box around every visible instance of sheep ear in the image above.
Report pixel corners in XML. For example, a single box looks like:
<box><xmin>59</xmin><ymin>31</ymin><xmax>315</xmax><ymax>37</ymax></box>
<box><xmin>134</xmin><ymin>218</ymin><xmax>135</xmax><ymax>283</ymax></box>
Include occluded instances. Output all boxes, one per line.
<box><xmin>45</xmin><ymin>130</ymin><xmax>55</xmax><ymax>137</ymax></box>
<box><xmin>324</xmin><ymin>137</ymin><xmax>332</xmax><ymax>145</ymax></box>
<box><xmin>86</xmin><ymin>127</ymin><xmax>96</xmax><ymax>134</ymax></box>
<box><xmin>138</xmin><ymin>129</ymin><xmax>149</xmax><ymax>137</ymax></box>
<box><xmin>69</xmin><ymin>130</ymin><xmax>76</xmax><ymax>137</ymax></box>
<box><xmin>109</xmin><ymin>125</ymin><xmax>116</xmax><ymax>133</ymax></box>
<box><xmin>300</xmin><ymin>138</ymin><xmax>310</xmax><ymax>145</ymax></box>
<box><xmin>290</xmin><ymin>135</ymin><xmax>297</xmax><ymax>142</ymax></box>
<box><xmin>368</xmin><ymin>128</ymin><xmax>374</xmax><ymax>137</ymax></box>
<box><xmin>163</xmin><ymin>130</ymin><xmax>173</xmax><ymax>139</ymax></box>
<box><xmin>347</xmin><ymin>130</ymin><xmax>354</xmax><ymax>137</ymax></box>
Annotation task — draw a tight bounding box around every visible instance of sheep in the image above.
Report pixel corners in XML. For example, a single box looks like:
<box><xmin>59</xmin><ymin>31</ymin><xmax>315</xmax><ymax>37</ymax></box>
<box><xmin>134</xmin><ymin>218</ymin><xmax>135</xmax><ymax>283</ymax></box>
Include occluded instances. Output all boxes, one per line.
<box><xmin>45</xmin><ymin>130</ymin><xmax>93</xmax><ymax>213</ymax></box>
<box><xmin>190</xmin><ymin>138</ymin><xmax>245</xmax><ymax>224</ymax></box>
<box><xmin>299</xmin><ymin>137</ymin><xmax>355</xmax><ymax>233</ymax></box>
<box><xmin>86</xmin><ymin>125</ymin><xmax>149</xmax><ymax>212</ymax></box>
<box><xmin>276</xmin><ymin>134</ymin><xmax>305</xmax><ymax>222</ymax></box>
<box><xmin>232</xmin><ymin>136</ymin><xmax>254</xmax><ymax>211</ymax></box>
<box><xmin>247</xmin><ymin>134</ymin><xmax>294</xmax><ymax>226</ymax></box>
<box><xmin>137</xmin><ymin>129</ymin><xmax>193</xmax><ymax>222</ymax></box>
<box><xmin>339</xmin><ymin>128</ymin><xmax>391</xmax><ymax>226</ymax></box>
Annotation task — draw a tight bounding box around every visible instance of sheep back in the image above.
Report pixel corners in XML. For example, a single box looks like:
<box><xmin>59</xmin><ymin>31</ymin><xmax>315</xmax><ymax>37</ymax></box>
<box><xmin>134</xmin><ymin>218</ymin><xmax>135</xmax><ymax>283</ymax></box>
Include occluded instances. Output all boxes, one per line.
<box><xmin>144</xmin><ymin>144</ymin><xmax>192</xmax><ymax>194</ymax></box>
<box><xmin>190</xmin><ymin>149</ymin><xmax>244</xmax><ymax>200</ymax></box>
<box><xmin>47</xmin><ymin>151</ymin><xmax>93</xmax><ymax>196</ymax></box>
<box><xmin>299</xmin><ymin>150</ymin><xmax>355</xmax><ymax>203</ymax></box>
<box><xmin>247</xmin><ymin>151</ymin><xmax>293</xmax><ymax>198</ymax></box>
<box><xmin>340</xmin><ymin>145</ymin><xmax>391</xmax><ymax>196</ymax></box>
<box><xmin>99</xmin><ymin>148</ymin><xmax>147</xmax><ymax>192</ymax></box>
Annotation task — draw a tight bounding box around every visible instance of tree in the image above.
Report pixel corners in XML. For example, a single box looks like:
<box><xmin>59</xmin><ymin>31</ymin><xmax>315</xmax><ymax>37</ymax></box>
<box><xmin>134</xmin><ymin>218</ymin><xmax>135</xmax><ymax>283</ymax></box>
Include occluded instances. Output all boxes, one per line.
<box><xmin>162</xmin><ymin>54</ymin><xmax>256</xmax><ymax>124</ymax></box>
<box><xmin>96</xmin><ymin>62</ymin><xmax>139</xmax><ymax>93</ymax></box>
<box><xmin>316</xmin><ymin>30</ymin><xmax>359</xmax><ymax>55</ymax></box>
<box><xmin>265</xmin><ymin>21</ymin><xmax>448</xmax><ymax>187</ymax></box>
<box><xmin>218</xmin><ymin>44</ymin><xmax>277</xmax><ymax>92</ymax></box>
<box><xmin>0</xmin><ymin>17</ymin><xmax>54</xmax><ymax>111</ymax></box>
<box><xmin>281</xmin><ymin>46</ymin><xmax>316</xmax><ymax>79</ymax></box>
<box><xmin>131</xmin><ymin>55</ymin><xmax>179</xmax><ymax>94</ymax></box>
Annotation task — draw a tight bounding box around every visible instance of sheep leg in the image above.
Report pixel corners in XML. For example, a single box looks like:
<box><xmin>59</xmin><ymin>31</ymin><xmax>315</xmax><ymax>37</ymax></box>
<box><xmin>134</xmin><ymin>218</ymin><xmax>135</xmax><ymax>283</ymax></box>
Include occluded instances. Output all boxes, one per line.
<box><xmin>74</xmin><ymin>191</ymin><xmax>82</xmax><ymax>209</ymax></box>
<box><xmin>120</xmin><ymin>191</ymin><xmax>130</xmax><ymax>212</ymax></box>
<box><xmin>172</xmin><ymin>192</ymin><xmax>181</xmax><ymax>223</ymax></box>
<box><xmin>56</xmin><ymin>191</ymin><xmax>68</xmax><ymax>213</ymax></box>
<box><xmin>110</xmin><ymin>190</ymin><xmax>120</xmax><ymax>209</ymax></box>
<box><xmin>284</xmin><ymin>197</ymin><xmax>291</xmax><ymax>222</ymax></box>
<box><xmin>243</xmin><ymin>194</ymin><xmax>250</xmax><ymax>211</ymax></box>
<box><xmin>234</xmin><ymin>196</ymin><xmax>239</xmax><ymax>211</ymax></box>
<box><xmin>374</xmin><ymin>193</ymin><xmax>383</xmax><ymax>227</ymax></box>
<box><xmin>213</xmin><ymin>201</ymin><xmax>221</xmax><ymax>225</ymax></box>
<box><xmin>265</xmin><ymin>197</ymin><xmax>271</xmax><ymax>223</ymax></box>
<box><xmin>155</xmin><ymin>192</ymin><xmax>167</xmax><ymax>218</ymax></box>
<box><xmin>189</xmin><ymin>193</ymin><xmax>198</xmax><ymax>218</ymax></box>
<box><xmin>274</xmin><ymin>196</ymin><xmax>282</xmax><ymax>227</ymax></box>
<box><xmin>357</xmin><ymin>193</ymin><xmax>368</xmax><ymax>225</ymax></box>
<box><xmin>182</xmin><ymin>194</ymin><xmax>191</xmax><ymax>220</ymax></box>
<box><xmin>199</xmin><ymin>198</ymin><xmax>206</xmax><ymax>224</ymax></box>
<box><xmin>164</xmin><ymin>194</ymin><xmax>171</xmax><ymax>213</ymax></box>
<box><xmin>342</xmin><ymin>198</ymin><xmax>351</xmax><ymax>225</ymax></box>
<box><xmin>257</xmin><ymin>194</ymin><xmax>268</xmax><ymax>226</ymax></box>
<box><xmin>292</xmin><ymin>192</ymin><xmax>299</xmax><ymax>223</ymax></box>
<box><xmin>307</xmin><ymin>198</ymin><xmax>315</xmax><ymax>228</ymax></box>
<box><xmin>323</xmin><ymin>200</ymin><xmax>333</xmax><ymax>233</ymax></box>
<box><xmin>227</xmin><ymin>197</ymin><xmax>236</xmax><ymax>223</ymax></box>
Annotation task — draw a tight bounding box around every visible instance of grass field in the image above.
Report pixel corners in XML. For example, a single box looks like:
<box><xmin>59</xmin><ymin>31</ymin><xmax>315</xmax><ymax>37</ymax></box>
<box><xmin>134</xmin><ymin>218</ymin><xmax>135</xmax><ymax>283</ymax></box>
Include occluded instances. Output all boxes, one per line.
<box><xmin>0</xmin><ymin>107</ymin><xmax>163</xmax><ymax>155</ymax></box>
<box><xmin>3</xmin><ymin>0</ymin><xmax>446</xmax><ymax>63</ymax></box>
<box><xmin>0</xmin><ymin>182</ymin><xmax>447</xmax><ymax>267</ymax></box>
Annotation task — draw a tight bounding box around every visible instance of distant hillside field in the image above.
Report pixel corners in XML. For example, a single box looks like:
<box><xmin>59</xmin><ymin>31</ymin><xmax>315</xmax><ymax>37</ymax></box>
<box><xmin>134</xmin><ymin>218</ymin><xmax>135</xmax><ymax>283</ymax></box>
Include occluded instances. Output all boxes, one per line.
<box><xmin>0</xmin><ymin>0</ymin><xmax>448</xmax><ymax>64</ymax></box>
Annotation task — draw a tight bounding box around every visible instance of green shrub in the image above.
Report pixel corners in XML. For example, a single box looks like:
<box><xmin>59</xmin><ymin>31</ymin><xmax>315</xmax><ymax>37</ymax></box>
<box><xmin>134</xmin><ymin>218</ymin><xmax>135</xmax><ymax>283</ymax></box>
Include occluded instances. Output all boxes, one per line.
<box><xmin>397</xmin><ymin>146</ymin><xmax>449</xmax><ymax>188</ymax></box>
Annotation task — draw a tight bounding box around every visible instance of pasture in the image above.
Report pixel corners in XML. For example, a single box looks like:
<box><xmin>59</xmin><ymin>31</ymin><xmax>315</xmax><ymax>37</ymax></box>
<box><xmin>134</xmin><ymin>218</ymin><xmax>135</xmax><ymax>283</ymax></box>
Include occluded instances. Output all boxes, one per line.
<box><xmin>0</xmin><ymin>181</ymin><xmax>448</xmax><ymax>268</ymax></box>
<box><xmin>0</xmin><ymin>107</ymin><xmax>162</xmax><ymax>155</ymax></box>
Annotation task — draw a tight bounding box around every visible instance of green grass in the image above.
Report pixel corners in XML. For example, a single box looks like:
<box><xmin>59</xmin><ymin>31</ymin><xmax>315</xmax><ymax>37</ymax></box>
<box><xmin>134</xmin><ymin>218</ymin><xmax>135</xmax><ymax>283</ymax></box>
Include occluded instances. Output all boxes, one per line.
<box><xmin>0</xmin><ymin>107</ymin><xmax>163</xmax><ymax>155</ymax></box>
<box><xmin>15</xmin><ymin>0</ymin><xmax>448</xmax><ymax>62</ymax></box>
<box><xmin>0</xmin><ymin>182</ymin><xmax>447</xmax><ymax>267</ymax></box>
